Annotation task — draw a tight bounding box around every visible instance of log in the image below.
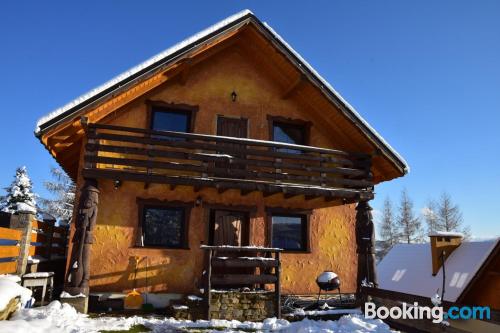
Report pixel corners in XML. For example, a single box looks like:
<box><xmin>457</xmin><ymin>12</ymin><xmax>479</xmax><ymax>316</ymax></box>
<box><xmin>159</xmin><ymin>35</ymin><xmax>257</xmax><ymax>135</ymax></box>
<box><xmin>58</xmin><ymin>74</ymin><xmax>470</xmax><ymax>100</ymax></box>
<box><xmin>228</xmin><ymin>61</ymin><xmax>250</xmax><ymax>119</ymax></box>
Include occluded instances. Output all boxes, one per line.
<box><xmin>88</xmin><ymin>122</ymin><xmax>370</xmax><ymax>159</ymax></box>
<box><xmin>211</xmin><ymin>257</ymin><xmax>279</xmax><ymax>268</ymax></box>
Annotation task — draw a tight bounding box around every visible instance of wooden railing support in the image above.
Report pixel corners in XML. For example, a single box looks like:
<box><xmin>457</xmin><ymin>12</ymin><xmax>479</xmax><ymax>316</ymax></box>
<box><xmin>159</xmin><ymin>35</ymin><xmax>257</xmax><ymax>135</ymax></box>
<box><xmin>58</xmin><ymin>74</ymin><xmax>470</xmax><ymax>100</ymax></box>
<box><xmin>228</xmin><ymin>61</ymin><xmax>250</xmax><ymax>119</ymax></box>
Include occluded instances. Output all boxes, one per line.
<box><xmin>44</xmin><ymin>217</ymin><xmax>56</xmax><ymax>260</ymax></box>
<box><xmin>10</xmin><ymin>210</ymin><xmax>35</xmax><ymax>276</ymax></box>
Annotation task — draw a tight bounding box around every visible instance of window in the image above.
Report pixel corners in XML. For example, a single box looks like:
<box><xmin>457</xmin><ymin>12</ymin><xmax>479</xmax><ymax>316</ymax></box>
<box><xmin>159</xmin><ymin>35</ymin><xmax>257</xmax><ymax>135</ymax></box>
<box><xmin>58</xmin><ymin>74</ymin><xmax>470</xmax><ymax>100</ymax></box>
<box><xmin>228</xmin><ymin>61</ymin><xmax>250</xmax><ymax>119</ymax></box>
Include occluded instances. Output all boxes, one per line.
<box><xmin>271</xmin><ymin>214</ymin><xmax>308</xmax><ymax>251</ymax></box>
<box><xmin>151</xmin><ymin>106</ymin><xmax>192</xmax><ymax>133</ymax></box>
<box><xmin>268</xmin><ymin>116</ymin><xmax>309</xmax><ymax>154</ymax></box>
<box><xmin>140</xmin><ymin>205</ymin><xmax>187</xmax><ymax>248</ymax></box>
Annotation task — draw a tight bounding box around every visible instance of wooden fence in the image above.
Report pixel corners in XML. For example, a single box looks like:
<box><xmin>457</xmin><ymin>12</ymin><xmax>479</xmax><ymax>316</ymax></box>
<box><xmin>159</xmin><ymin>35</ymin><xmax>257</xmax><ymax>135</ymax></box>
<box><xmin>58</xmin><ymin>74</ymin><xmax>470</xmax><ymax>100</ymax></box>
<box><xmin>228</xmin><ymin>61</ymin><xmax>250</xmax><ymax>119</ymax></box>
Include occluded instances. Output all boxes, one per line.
<box><xmin>0</xmin><ymin>212</ymin><xmax>69</xmax><ymax>275</ymax></box>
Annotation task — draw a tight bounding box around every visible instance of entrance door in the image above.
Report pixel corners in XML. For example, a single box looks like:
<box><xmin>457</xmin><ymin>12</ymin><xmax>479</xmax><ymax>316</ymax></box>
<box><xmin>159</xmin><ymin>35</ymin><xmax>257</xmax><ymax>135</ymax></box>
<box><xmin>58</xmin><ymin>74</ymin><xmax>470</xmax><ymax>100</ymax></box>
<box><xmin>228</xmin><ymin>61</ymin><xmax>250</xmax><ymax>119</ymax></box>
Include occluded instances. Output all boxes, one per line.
<box><xmin>208</xmin><ymin>209</ymin><xmax>252</xmax><ymax>286</ymax></box>
<box><xmin>209</xmin><ymin>210</ymin><xmax>249</xmax><ymax>247</ymax></box>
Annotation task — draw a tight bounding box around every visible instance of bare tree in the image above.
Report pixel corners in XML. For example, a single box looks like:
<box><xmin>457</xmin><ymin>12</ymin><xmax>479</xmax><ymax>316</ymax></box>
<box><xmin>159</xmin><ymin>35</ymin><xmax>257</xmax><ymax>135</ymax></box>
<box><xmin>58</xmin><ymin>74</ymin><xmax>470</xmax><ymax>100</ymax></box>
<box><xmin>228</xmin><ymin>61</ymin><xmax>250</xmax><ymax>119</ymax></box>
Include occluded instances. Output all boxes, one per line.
<box><xmin>436</xmin><ymin>192</ymin><xmax>471</xmax><ymax>239</ymax></box>
<box><xmin>378</xmin><ymin>197</ymin><xmax>398</xmax><ymax>259</ymax></box>
<box><xmin>422</xmin><ymin>199</ymin><xmax>439</xmax><ymax>235</ymax></box>
<box><xmin>39</xmin><ymin>167</ymin><xmax>76</xmax><ymax>224</ymax></box>
<box><xmin>397</xmin><ymin>189</ymin><xmax>424</xmax><ymax>243</ymax></box>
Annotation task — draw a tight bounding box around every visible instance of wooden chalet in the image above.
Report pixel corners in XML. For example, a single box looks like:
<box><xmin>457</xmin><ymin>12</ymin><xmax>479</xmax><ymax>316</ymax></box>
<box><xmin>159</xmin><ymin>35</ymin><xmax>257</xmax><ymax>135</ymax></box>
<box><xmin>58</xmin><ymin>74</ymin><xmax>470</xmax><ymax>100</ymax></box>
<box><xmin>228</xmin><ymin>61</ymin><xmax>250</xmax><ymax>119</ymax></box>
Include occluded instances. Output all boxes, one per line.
<box><xmin>35</xmin><ymin>10</ymin><xmax>408</xmax><ymax>314</ymax></box>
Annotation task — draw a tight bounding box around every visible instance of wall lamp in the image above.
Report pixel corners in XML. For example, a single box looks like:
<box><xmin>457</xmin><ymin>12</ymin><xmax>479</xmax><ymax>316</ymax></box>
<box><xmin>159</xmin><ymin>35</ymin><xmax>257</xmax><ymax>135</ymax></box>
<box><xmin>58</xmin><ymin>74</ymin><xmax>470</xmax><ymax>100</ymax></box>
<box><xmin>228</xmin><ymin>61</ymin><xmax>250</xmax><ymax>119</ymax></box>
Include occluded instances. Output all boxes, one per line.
<box><xmin>231</xmin><ymin>90</ymin><xmax>237</xmax><ymax>102</ymax></box>
<box><xmin>114</xmin><ymin>180</ymin><xmax>122</xmax><ymax>190</ymax></box>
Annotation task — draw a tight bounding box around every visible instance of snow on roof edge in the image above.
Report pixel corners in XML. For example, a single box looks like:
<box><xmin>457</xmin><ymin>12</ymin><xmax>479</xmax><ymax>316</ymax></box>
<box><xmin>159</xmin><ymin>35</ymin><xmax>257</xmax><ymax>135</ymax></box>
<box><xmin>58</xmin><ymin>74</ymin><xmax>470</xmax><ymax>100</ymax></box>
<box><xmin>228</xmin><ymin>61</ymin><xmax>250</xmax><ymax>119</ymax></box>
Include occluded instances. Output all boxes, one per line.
<box><xmin>261</xmin><ymin>22</ymin><xmax>408</xmax><ymax>174</ymax></box>
<box><xmin>35</xmin><ymin>9</ymin><xmax>408</xmax><ymax>174</ymax></box>
<box><xmin>429</xmin><ymin>231</ymin><xmax>464</xmax><ymax>238</ymax></box>
<box><xmin>35</xmin><ymin>9</ymin><xmax>254</xmax><ymax>133</ymax></box>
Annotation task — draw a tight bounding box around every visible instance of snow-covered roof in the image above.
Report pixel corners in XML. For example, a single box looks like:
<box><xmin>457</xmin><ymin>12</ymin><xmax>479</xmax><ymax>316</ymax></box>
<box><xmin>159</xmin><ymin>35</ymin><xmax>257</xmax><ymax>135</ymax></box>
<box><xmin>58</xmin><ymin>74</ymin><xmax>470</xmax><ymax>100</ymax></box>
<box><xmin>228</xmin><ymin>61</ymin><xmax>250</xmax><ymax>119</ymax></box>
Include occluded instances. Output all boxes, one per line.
<box><xmin>35</xmin><ymin>9</ymin><xmax>408</xmax><ymax>174</ymax></box>
<box><xmin>377</xmin><ymin>239</ymin><xmax>499</xmax><ymax>302</ymax></box>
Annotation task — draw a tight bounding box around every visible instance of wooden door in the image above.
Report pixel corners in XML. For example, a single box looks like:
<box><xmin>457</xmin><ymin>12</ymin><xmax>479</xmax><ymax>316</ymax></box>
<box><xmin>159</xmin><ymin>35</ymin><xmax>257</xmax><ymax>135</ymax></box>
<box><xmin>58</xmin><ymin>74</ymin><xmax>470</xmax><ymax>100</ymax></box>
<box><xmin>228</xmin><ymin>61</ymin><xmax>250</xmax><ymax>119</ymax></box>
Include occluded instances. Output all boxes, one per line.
<box><xmin>209</xmin><ymin>210</ymin><xmax>249</xmax><ymax>247</ymax></box>
<box><xmin>216</xmin><ymin>117</ymin><xmax>247</xmax><ymax>176</ymax></box>
<box><xmin>217</xmin><ymin>116</ymin><xmax>248</xmax><ymax>139</ymax></box>
<box><xmin>208</xmin><ymin>209</ymin><xmax>252</xmax><ymax>285</ymax></box>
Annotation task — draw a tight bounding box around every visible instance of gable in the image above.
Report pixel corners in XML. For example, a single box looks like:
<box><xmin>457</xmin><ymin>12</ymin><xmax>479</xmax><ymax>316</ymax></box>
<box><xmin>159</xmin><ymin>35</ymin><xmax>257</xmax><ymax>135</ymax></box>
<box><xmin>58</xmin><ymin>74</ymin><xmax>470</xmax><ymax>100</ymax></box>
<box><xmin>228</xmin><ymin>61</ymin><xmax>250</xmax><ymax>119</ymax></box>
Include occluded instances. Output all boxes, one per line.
<box><xmin>35</xmin><ymin>9</ymin><xmax>408</xmax><ymax>182</ymax></box>
<box><xmin>105</xmin><ymin>44</ymin><xmax>340</xmax><ymax>150</ymax></box>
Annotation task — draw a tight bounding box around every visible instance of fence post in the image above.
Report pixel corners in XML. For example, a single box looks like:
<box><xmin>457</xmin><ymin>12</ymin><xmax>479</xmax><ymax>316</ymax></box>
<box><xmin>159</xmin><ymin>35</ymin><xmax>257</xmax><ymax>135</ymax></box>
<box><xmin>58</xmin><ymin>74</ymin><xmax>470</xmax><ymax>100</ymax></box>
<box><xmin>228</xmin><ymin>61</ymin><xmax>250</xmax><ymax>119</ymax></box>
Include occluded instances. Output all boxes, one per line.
<box><xmin>10</xmin><ymin>210</ymin><xmax>35</xmax><ymax>276</ymax></box>
<box><xmin>44</xmin><ymin>218</ymin><xmax>56</xmax><ymax>260</ymax></box>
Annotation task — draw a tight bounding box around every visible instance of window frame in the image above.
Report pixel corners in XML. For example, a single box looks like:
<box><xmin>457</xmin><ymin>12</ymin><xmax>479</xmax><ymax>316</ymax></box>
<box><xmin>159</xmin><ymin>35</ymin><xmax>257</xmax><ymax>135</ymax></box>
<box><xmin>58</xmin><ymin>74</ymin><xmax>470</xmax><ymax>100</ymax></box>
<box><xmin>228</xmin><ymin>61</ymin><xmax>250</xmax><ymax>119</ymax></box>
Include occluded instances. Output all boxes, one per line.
<box><xmin>147</xmin><ymin>100</ymin><xmax>198</xmax><ymax>134</ymax></box>
<box><xmin>136</xmin><ymin>199</ymin><xmax>191</xmax><ymax>250</ymax></box>
<box><xmin>266</xmin><ymin>208</ymin><xmax>311</xmax><ymax>253</ymax></box>
<box><xmin>267</xmin><ymin>115</ymin><xmax>311</xmax><ymax>147</ymax></box>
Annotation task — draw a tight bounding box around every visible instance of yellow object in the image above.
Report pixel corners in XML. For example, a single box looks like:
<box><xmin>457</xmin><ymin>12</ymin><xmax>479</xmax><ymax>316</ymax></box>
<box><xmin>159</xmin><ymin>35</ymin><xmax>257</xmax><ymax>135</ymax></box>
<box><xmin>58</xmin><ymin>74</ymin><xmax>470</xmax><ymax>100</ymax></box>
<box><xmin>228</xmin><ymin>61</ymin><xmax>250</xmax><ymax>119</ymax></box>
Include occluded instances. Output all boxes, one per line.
<box><xmin>124</xmin><ymin>289</ymin><xmax>143</xmax><ymax>310</ymax></box>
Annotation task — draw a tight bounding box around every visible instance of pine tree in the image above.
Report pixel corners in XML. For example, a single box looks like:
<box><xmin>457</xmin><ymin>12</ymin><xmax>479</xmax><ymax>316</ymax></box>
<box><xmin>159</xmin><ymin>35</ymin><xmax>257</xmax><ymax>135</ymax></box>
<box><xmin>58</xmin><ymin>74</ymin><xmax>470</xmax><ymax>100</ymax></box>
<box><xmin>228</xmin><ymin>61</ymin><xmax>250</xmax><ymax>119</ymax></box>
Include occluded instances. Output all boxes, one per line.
<box><xmin>1</xmin><ymin>166</ymin><xmax>37</xmax><ymax>213</ymax></box>
<box><xmin>378</xmin><ymin>197</ymin><xmax>398</xmax><ymax>259</ymax></box>
<box><xmin>436</xmin><ymin>192</ymin><xmax>471</xmax><ymax>239</ymax></box>
<box><xmin>396</xmin><ymin>189</ymin><xmax>423</xmax><ymax>243</ymax></box>
<box><xmin>422</xmin><ymin>199</ymin><xmax>439</xmax><ymax>235</ymax></box>
<box><xmin>39</xmin><ymin>167</ymin><xmax>76</xmax><ymax>224</ymax></box>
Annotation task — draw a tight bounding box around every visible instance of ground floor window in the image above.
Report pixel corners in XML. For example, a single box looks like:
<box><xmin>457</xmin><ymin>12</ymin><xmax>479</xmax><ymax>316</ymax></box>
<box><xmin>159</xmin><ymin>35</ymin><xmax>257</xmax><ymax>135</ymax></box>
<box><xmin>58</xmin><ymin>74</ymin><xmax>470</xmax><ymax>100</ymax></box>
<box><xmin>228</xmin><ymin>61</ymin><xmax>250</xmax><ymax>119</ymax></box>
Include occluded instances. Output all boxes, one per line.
<box><xmin>139</xmin><ymin>203</ymin><xmax>188</xmax><ymax>248</ymax></box>
<box><xmin>270</xmin><ymin>213</ymin><xmax>308</xmax><ymax>251</ymax></box>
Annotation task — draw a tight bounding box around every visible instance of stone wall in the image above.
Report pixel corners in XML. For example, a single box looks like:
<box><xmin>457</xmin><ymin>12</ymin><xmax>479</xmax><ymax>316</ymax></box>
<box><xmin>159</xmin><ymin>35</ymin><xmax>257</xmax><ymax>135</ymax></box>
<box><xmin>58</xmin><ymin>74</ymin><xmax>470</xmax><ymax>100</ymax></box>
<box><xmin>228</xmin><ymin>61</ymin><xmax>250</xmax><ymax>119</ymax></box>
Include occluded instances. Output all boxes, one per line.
<box><xmin>210</xmin><ymin>291</ymin><xmax>275</xmax><ymax>321</ymax></box>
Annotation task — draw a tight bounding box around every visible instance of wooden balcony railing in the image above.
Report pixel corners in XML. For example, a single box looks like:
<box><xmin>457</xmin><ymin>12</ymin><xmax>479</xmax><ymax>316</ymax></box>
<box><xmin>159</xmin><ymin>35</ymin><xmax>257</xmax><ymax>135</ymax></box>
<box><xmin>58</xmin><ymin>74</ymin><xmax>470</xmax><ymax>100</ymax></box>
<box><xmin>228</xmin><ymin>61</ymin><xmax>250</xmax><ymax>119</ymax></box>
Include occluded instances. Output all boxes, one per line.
<box><xmin>82</xmin><ymin>123</ymin><xmax>373</xmax><ymax>201</ymax></box>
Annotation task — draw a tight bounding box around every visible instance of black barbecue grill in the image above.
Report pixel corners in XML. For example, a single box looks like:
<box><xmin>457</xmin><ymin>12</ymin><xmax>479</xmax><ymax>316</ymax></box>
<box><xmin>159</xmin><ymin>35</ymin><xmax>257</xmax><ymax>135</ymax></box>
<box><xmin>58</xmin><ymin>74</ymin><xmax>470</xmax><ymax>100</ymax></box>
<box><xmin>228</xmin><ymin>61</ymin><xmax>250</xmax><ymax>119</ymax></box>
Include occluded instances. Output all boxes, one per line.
<box><xmin>315</xmin><ymin>271</ymin><xmax>342</xmax><ymax>307</ymax></box>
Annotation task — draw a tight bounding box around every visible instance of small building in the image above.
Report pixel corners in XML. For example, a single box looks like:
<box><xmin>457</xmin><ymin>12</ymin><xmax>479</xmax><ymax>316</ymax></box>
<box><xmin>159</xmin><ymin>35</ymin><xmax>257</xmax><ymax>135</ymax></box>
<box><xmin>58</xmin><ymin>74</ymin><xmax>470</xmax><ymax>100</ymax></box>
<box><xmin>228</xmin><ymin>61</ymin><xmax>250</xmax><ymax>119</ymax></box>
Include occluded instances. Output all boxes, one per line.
<box><xmin>34</xmin><ymin>10</ymin><xmax>407</xmax><ymax>313</ymax></box>
<box><xmin>378</xmin><ymin>233</ymin><xmax>499</xmax><ymax>332</ymax></box>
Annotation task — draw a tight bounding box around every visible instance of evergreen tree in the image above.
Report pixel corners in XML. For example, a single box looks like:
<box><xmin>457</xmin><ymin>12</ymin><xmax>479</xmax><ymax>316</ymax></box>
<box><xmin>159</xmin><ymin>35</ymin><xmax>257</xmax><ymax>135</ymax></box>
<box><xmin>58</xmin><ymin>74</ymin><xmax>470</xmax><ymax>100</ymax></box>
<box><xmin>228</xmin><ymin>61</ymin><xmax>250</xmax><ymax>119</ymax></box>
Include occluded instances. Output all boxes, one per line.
<box><xmin>396</xmin><ymin>189</ymin><xmax>423</xmax><ymax>243</ymax></box>
<box><xmin>436</xmin><ymin>192</ymin><xmax>471</xmax><ymax>239</ymax></box>
<box><xmin>378</xmin><ymin>197</ymin><xmax>398</xmax><ymax>259</ymax></box>
<box><xmin>39</xmin><ymin>167</ymin><xmax>76</xmax><ymax>224</ymax></box>
<box><xmin>1</xmin><ymin>166</ymin><xmax>37</xmax><ymax>213</ymax></box>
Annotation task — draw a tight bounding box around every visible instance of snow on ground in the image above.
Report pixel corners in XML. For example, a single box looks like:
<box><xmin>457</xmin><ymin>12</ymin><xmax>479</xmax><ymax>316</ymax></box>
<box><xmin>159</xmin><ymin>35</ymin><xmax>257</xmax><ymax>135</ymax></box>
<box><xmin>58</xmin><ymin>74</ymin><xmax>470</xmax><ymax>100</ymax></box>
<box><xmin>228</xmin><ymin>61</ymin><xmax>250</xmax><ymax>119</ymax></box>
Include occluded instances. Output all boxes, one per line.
<box><xmin>0</xmin><ymin>301</ymin><xmax>396</xmax><ymax>333</ymax></box>
<box><xmin>0</xmin><ymin>276</ymin><xmax>32</xmax><ymax>311</ymax></box>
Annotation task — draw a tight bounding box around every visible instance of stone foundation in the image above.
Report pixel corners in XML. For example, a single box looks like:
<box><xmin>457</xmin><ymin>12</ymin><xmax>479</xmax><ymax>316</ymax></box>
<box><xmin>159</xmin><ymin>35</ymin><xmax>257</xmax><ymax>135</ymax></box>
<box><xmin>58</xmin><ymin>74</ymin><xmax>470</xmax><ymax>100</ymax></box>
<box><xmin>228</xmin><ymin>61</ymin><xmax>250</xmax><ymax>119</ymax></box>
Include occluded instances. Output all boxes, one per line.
<box><xmin>210</xmin><ymin>291</ymin><xmax>275</xmax><ymax>321</ymax></box>
<box><xmin>61</xmin><ymin>296</ymin><xmax>88</xmax><ymax>313</ymax></box>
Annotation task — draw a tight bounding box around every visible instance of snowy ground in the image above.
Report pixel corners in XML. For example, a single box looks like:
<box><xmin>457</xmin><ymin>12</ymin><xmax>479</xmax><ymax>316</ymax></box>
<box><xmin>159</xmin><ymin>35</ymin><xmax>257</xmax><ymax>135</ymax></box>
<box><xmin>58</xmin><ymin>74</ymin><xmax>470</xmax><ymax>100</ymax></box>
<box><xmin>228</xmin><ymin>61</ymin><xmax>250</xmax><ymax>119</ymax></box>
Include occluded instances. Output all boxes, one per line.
<box><xmin>0</xmin><ymin>301</ymin><xmax>396</xmax><ymax>333</ymax></box>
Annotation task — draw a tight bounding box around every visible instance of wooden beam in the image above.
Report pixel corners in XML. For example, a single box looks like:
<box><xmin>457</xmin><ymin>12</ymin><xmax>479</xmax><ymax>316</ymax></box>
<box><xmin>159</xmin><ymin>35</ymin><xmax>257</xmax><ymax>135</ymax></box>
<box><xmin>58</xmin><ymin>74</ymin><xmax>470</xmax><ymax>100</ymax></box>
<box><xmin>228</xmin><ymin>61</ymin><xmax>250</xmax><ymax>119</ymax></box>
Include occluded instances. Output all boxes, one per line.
<box><xmin>211</xmin><ymin>257</ymin><xmax>279</xmax><ymax>269</ymax></box>
<box><xmin>211</xmin><ymin>274</ymin><xmax>277</xmax><ymax>285</ymax></box>
<box><xmin>53</xmin><ymin>142</ymin><xmax>74</xmax><ymax>152</ymax></box>
<box><xmin>240</xmin><ymin>189</ymin><xmax>255</xmax><ymax>196</ymax></box>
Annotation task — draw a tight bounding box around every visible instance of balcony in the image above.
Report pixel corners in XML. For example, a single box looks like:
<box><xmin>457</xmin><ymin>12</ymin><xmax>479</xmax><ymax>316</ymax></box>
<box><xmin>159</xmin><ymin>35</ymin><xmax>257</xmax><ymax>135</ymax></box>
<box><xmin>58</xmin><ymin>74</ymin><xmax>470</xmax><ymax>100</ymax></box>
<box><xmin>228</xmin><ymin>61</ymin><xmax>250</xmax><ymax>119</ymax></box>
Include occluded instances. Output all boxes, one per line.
<box><xmin>82</xmin><ymin>123</ymin><xmax>374</xmax><ymax>202</ymax></box>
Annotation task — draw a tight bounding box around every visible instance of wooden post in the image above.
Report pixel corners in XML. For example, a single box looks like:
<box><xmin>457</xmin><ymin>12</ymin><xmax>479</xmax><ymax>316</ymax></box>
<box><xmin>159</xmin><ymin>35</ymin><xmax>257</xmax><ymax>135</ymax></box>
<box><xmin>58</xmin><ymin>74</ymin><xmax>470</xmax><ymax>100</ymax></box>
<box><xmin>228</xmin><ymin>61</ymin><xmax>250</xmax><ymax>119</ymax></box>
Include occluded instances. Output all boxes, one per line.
<box><xmin>44</xmin><ymin>217</ymin><xmax>56</xmax><ymax>260</ymax></box>
<box><xmin>275</xmin><ymin>251</ymin><xmax>281</xmax><ymax>319</ymax></box>
<box><xmin>62</xmin><ymin>178</ymin><xmax>99</xmax><ymax>313</ymax></box>
<box><xmin>355</xmin><ymin>199</ymin><xmax>377</xmax><ymax>303</ymax></box>
<box><xmin>207</xmin><ymin>249</ymin><xmax>213</xmax><ymax>320</ymax></box>
<box><xmin>10</xmin><ymin>209</ymin><xmax>35</xmax><ymax>276</ymax></box>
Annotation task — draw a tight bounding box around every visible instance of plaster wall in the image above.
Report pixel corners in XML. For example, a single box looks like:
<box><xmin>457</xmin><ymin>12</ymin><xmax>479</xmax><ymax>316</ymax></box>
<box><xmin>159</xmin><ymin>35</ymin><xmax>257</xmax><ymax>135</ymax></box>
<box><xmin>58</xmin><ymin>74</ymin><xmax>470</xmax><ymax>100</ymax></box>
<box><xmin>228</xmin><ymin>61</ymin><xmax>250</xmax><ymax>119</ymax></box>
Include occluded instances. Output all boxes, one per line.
<box><xmin>72</xmin><ymin>45</ymin><xmax>359</xmax><ymax>295</ymax></box>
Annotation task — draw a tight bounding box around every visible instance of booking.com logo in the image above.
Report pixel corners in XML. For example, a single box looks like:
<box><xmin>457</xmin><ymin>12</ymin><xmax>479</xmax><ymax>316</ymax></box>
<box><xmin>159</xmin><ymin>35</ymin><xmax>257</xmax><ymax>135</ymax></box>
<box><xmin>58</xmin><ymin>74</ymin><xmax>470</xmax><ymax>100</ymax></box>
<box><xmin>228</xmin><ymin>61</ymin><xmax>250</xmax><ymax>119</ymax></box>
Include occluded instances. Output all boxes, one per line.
<box><xmin>365</xmin><ymin>302</ymin><xmax>491</xmax><ymax>323</ymax></box>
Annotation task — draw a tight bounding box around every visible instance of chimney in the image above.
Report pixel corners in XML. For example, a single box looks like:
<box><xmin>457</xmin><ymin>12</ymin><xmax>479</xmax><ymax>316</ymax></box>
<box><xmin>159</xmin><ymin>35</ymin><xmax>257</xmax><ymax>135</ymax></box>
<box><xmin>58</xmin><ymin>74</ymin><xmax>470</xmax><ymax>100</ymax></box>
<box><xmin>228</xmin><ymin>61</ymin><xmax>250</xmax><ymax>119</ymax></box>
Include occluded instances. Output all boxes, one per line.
<box><xmin>429</xmin><ymin>232</ymin><xmax>463</xmax><ymax>276</ymax></box>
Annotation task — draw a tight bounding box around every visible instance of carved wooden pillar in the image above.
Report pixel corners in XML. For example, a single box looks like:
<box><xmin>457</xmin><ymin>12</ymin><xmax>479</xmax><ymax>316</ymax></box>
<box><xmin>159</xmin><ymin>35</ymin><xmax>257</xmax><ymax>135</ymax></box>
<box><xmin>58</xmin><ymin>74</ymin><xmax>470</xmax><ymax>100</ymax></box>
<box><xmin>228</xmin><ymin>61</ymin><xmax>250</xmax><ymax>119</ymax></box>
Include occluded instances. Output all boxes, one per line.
<box><xmin>64</xmin><ymin>179</ymin><xmax>99</xmax><ymax>297</ymax></box>
<box><xmin>356</xmin><ymin>199</ymin><xmax>378</xmax><ymax>295</ymax></box>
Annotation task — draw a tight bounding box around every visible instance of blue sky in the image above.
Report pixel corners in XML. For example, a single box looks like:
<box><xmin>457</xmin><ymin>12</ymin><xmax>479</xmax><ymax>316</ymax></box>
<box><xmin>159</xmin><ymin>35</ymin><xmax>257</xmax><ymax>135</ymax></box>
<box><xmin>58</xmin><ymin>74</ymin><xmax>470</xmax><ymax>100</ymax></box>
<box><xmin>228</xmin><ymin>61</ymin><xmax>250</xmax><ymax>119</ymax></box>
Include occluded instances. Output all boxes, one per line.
<box><xmin>0</xmin><ymin>1</ymin><xmax>498</xmax><ymax>238</ymax></box>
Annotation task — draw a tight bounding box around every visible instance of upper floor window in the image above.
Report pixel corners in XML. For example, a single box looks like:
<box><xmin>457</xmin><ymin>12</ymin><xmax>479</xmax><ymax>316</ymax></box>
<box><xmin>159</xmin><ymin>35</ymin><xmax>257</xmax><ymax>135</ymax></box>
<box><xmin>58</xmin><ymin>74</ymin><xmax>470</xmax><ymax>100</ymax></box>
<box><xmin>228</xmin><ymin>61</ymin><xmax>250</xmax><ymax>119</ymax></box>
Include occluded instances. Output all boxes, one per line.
<box><xmin>268</xmin><ymin>116</ymin><xmax>310</xmax><ymax>154</ymax></box>
<box><xmin>273</xmin><ymin>122</ymin><xmax>306</xmax><ymax>145</ymax></box>
<box><xmin>151</xmin><ymin>107</ymin><xmax>192</xmax><ymax>133</ymax></box>
<box><xmin>148</xmin><ymin>102</ymin><xmax>198</xmax><ymax>139</ymax></box>
<box><xmin>270</xmin><ymin>213</ymin><xmax>309</xmax><ymax>252</ymax></box>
